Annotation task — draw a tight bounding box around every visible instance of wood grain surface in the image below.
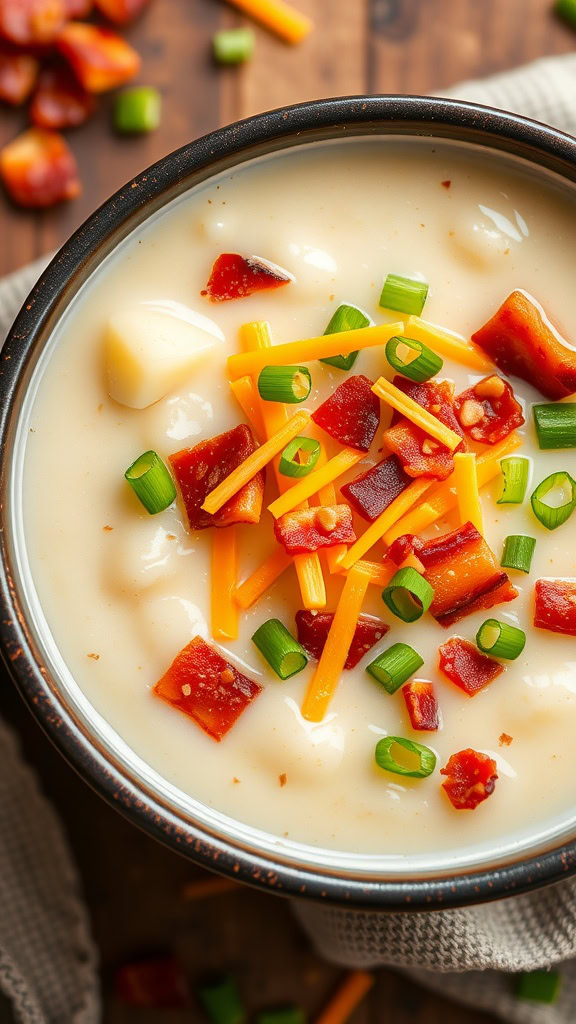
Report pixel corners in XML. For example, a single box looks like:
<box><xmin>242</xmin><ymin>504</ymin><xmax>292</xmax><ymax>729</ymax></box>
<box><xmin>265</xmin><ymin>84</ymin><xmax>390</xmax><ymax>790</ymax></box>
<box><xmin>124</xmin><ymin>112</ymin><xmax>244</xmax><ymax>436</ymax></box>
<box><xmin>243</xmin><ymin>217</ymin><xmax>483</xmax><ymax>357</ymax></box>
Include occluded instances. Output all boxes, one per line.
<box><xmin>1</xmin><ymin>1</ymin><xmax>574</xmax><ymax>1020</ymax></box>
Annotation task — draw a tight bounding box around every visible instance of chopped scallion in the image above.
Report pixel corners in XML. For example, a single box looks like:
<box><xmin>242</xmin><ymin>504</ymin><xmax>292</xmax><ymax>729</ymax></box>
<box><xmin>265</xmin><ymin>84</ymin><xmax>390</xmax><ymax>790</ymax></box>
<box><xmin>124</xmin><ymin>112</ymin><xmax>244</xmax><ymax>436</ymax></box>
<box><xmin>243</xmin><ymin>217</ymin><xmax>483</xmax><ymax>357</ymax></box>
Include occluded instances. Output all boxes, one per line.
<box><xmin>124</xmin><ymin>450</ymin><xmax>176</xmax><ymax>515</ymax></box>
<box><xmin>385</xmin><ymin>335</ymin><xmax>443</xmax><ymax>382</ymax></box>
<box><xmin>531</xmin><ymin>470</ymin><xmax>576</xmax><ymax>530</ymax></box>
<box><xmin>279</xmin><ymin>436</ymin><xmax>321</xmax><ymax>477</ymax></box>
<box><xmin>320</xmin><ymin>302</ymin><xmax>371</xmax><ymax>371</ymax></box>
<box><xmin>256</xmin><ymin>1009</ymin><xmax>306</xmax><ymax>1024</ymax></box>
<box><xmin>113</xmin><ymin>87</ymin><xmax>161</xmax><ymax>134</ymax></box>
<box><xmin>382</xmin><ymin>567</ymin><xmax>434</xmax><ymax>622</ymax></box>
<box><xmin>556</xmin><ymin>0</ymin><xmax>576</xmax><ymax>29</ymax></box>
<box><xmin>375</xmin><ymin>735</ymin><xmax>436</xmax><ymax>779</ymax></box>
<box><xmin>497</xmin><ymin>456</ymin><xmax>530</xmax><ymax>504</ymax></box>
<box><xmin>379</xmin><ymin>274</ymin><xmax>428</xmax><ymax>316</ymax></box>
<box><xmin>533</xmin><ymin>402</ymin><xmax>576</xmax><ymax>449</ymax></box>
<box><xmin>476</xmin><ymin>618</ymin><xmax>526</xmax><ymax>660</ymax></box>
<box><xmin>198</xmin><ymin>975</ymin><xmax>246</xmax><ymax>1024</ymax></box>
<box><xmin>366</xmin><ymin>643</ymin><xmax>424</xmax><ymax>694</ymax></box>
<box><xmin>258</xmin><ymin>366</ymin><xmax>311</xmax><ymax>404</ymax></box>
<box><xmin>501</xmin><ymin>535</ymin><xmax>536</xmax><ymax>574</ymax></box>
<box><xmin>252</xmin><ymin>619</ymin><xmax>308</xmax><ymax>679</ymax></box>
<box><xmin>515</xmin><ymin>969</ymin><xmax>561</xmax><ymax>1004</ymax></box>
<box><xmin>212</xmin><ymin>27</ymin><xmax>254</xmax><ymax>64</ymax></box>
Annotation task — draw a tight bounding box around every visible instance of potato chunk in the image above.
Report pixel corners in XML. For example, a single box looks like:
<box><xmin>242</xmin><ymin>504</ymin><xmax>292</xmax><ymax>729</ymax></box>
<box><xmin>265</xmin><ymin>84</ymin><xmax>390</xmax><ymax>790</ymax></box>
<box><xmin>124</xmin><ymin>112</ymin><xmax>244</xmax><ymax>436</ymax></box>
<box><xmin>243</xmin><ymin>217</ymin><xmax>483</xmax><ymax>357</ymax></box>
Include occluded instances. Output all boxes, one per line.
<box><xmin>105</xmin><ymin>301</ymin><xmax>223</xmax><ymax>409</ymax></box>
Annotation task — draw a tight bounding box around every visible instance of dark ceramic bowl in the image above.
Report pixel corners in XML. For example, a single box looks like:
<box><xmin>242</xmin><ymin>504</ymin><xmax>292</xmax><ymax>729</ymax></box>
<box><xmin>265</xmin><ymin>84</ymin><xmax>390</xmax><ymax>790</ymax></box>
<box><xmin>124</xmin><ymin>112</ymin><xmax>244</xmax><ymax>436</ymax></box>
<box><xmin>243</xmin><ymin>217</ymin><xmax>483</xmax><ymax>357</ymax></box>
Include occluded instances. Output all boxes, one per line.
<box><xmin>2</xmin><ymin>95</ymin><xmax>576</xmax><ymax>911</ymax></box>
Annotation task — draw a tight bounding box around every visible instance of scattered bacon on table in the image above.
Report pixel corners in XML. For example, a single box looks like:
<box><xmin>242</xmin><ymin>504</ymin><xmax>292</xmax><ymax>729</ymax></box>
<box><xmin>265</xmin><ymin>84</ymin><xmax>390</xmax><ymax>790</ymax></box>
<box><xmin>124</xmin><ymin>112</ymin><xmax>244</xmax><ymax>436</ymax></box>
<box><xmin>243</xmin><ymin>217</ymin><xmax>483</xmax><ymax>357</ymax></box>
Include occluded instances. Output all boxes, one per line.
<box><xmin>57</xmin><ymin>21</ymin><xmax>140</xmax><ymax>90</ymax></box>
<box><xmin>441</xmin><ymin>749</ymin><xmax>498</xmax><ymax>810</ymax></box>
<box><xmin>438</xmin><ymin>636</ymin><xmax>504</xmax><ymax>696</ymax></box>
<box><xmin>0</xmin><ymin>49</ymin><xmax>39</xmax><ymax>104</ymax></box>
<box><xmin>0</xmin><ymin>127</ymin><xmax>81</xmax><ymax>205</ymax></box>
<box><xmin>403</xmin><ymin>681</ymin><xmax>439</xmax><ymax>731</ymax></box>
<box><xmin>115</xmin><ymin>956</ymin><xmax>189</xmax><ymax>1008</ymax></box>
<box><xmin>295</xmin><ymin>610</ymin><xmax>389</xmax><ymax>668</ymax></box>
<box><xmin>203</xmin><ymin>253</ymin><xmax>293</xmax><ymax>302</ymax></box>
<box><xmin>30</xmin><ymin>63</ymin><xmax>94</xmax><ymax>128</ymax></box>
<box><xmin>382</xmin><ymin>376</ymin><xmax>466</xmax><ymax>480</ymax></box>
<box><xmin>534</xmin><ymin>579</ymin><xmax>576</xmax><ymax>637</ymax></box>
<box><xmin>274</xmin><ymin>504</ymin><xmax>355</xmax><ymax>554</ymax></box>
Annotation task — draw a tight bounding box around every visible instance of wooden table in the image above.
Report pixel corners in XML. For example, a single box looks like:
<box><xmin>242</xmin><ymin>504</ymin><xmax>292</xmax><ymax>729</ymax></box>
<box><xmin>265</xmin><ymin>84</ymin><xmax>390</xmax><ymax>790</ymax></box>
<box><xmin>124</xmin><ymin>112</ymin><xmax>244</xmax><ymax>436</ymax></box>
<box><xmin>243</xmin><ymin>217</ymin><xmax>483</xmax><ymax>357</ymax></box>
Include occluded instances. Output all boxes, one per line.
<box><xmin>1</xmin><ymin>1</ymin><xmax>573</xmax><ymax>1019</ymax></box>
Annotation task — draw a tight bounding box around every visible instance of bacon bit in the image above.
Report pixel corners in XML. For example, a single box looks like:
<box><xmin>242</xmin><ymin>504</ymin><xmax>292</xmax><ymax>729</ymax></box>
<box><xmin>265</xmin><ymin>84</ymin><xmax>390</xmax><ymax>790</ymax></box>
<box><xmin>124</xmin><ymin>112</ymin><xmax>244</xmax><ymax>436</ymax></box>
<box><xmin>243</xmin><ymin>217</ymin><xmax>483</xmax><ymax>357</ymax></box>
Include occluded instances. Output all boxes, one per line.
<box><xmin>438</xmin><ymin>636</ymin><xmax>503</xmax><ymax>695</ymax></box>
<box><xmin>455</xmin><ymin>376</ymin><xmax>524</xmax><ymax>444</ymax></box>
<box><xmin>279</xmin><ymin>773</ymin><xmax>287</xmax><ymax>787</ymax></box>
<box><xmin>441</xmin><ymin>748</ymin><xmax>498</xmax><ymax>810</ymax></box>
<box><xmin>0</xmin><ymin>51</ymin><xmax>39</xmax><ymax>105</ymax></box>
<box><xmin>65</xmin><ymin>0</ymin><xmax>93</xmax><ymax>15</ymax></box>
<box><xmin>499</xmin><ymin>733</ymin><xmax>513</xmax><ymax>746</ymax></box>
<box><xmin>534</xmin><ymin>579</ymin><xmax>576</xmax><ymax>636</ymax></box>
<box><xmin>403</xmin><ymin>681</ymin><xmax>439</xmax><ymax>731</ymax></box>
<box><xmin>386</xmin><ymin>532</ymin><xmax>422</xmax><ymax>566</ymax></box>
<box><xmin>341</xmin><ymin>454</ymin><xmax>410</xmax><ymax>522</ymax></box>
<box><xmin>30</xmin><ymin>65</ymin><xmax>95</xmax><ymax>129</ymax></box>
<box><xmin>312</xmin><ymin>374</ymin><xmax>380</xmax><ymax>453</ymax></box>
<box><xmin>458</xmin><ymin>398</ymin><xmax>485</xmax><ymax>427</ymax></box>
<box><xmin>383</xmin><ymin>376</ymin><xmax>466</xmax><ymax>481</ymax></box>
<box><xmin>87</xmin><ymin>652</ymin><xmax>100</xmax><ymax>660</ymax></box>
<box><xmin>115</xmin><ymin>957</ymin><xmax>189</xmax><ymax>1008</ymax></box>
<box><xmin>57</xmin><ymin>22</ymin><xmax>141</xmax><ymax>92</ymax></box>
<box><xmin>0</xmin><ymin>128</ymin><xmax>81</xmax><ymax>207</ymax></box>
<box><xmin>274</xmin><ymin>504</ymin><xmax>355</xmax><ymax>555</ymax></box>
<box><xmin>154</xmin><ymin>636</ymin><xmax>261</xmax><ymax>741</ymax></box>
<box><xmin>441</xmin><ymin>179</ymin><xmax>451</xmax><ymax>188</ymax></box>
<box><xmin>170</xmin><ymin>424</ymin><xmax>264</xmax><ymax>530</ymax></box>
<box><xmin>102</xmin><ymin>524</ymin><xmax>113</xmax><ymax>531</ymax></box>
<box><xmin>204</xmin><ymin>253</ymin><xmax>292</xmax><ymax>302</ymax></box>
<box><xmin>95</xmin><ymin>0</ymin><xmax>149</xmax><ymax>22</ymax></box>
<box><xmin>0</xmin><ymin>0</ymin><xmax>65</xmax><ymax>44</ymax></box>
<box><xmin>474</xmin><ymin>375</ymin><xmax>506</xmax><ymax>399</ymax></box>
<box><xmin>295</xmin><ymin>610</ymin><xmax>389</xmax><ymax>669</ymax></box>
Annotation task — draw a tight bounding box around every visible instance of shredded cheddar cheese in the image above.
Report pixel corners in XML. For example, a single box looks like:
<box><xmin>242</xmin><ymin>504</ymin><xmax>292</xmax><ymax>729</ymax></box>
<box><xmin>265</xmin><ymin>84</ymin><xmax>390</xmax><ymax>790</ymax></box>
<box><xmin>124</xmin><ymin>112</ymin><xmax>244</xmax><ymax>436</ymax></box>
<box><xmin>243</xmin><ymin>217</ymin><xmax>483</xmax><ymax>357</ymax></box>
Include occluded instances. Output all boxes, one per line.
<box><xmin>372</xmin><ymin>376</ymin><xmax>463</xmax><ymax>451</ymax></box>
<box><xmin>235</xmin><ymin>547</ymin><xmax>292</xmax><ymax>609</ymax></box>
<box><xmin>211</xmin><ymin>527</ymin><xmax>238</xmax><ymax>640</ymax></box>
<box><xmin>453</xmin><ymin>451</ymin><xmax>484</xmax><ymax>535</ymax></box>
<box><xmin>268</xmin><ymin>446</ymin><xmax>363</xmax><ymax>519</ymax></box>
<box><xmin>224</xmin><ymin>0</ymin><xmax>312</xmax><ymax>44</ymax></box>
<box><xmin>339</xmin><ymin>478</ymin><xmax>432</xmax><ymax>569</ymax></box>
<box><xmin>315</xmin><ymin>970</ymin><xmax>375</xmax><ymax>1024</ymax></box>
<box><xmin>405</xmin><ymin>315</ymin><xmax>494</xmax><ymax>371</ymax></box>
<box><xmin>229</xmin><ymin>375</ymin><xmax>267</xmax><ymax>442</ymax></box>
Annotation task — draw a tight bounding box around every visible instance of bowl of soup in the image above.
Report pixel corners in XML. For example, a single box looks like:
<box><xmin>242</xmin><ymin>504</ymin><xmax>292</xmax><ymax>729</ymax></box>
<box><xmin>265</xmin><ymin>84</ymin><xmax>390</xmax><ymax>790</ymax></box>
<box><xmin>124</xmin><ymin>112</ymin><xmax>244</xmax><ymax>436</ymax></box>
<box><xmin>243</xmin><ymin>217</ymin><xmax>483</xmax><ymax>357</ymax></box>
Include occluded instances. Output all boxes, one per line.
<box><xmin>3</xmin><ymin>95</ymin><xmax>576</xmax><ymax>910</ymax></box>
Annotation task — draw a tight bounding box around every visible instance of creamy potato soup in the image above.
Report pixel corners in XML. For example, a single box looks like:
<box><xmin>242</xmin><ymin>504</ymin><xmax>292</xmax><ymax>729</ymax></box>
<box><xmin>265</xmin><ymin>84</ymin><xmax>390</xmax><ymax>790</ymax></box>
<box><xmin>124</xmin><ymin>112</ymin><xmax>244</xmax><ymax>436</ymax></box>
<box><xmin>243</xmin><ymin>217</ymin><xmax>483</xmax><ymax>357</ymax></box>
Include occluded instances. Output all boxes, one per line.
<box><xmin>22</xmin><ymin>139</ymin><xmax>576</xmax><ymax>859</ymax></box>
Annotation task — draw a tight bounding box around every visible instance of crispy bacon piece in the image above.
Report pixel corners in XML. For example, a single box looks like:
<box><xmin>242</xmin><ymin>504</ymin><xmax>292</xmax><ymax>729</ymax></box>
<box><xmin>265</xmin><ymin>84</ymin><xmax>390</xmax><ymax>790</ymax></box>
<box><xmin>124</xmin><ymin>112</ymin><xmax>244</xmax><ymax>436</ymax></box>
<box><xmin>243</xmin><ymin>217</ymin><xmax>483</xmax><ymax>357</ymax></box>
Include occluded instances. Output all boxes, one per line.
<box><xmin>0</xmin><ymin>49</ymin><xmax>39</xmax><ymax>104</ymax></box>
<box><xmin>203</xmin><ymin>253</ymin><xmax>292</xmax><ymax>302</ymax></box>
<box><xmin>534</xmin><ymin>578</ymin><xmax>576</xmax><ymax>637</ymax></box>
<box><xmin>169</xmin><ymin>424</ymin><xmax>264</xmax><ymax>531</ymax></box>
<box><xmin>454</xmin><ymin>375</ymin><xmax>524</xmax><ymax>444</ymax></box>
<box><xmin>403</xmin><ymin>681</ymin><xmax>439</xmax><ymax>731</ymax></box>
<box><xmin>115</xmin><ymin>957</ymin><xmax>189</xmax><ymax>1008</ymax></box>
<box><xmin>383</xmin><ymin>376</ymin><xmax>466</xmax><ymax>480</ymax></box>
<box><xmin>95</xmin><ymin>0</ymin><xmax>149</xmax><ymax>22</ymax></box>
<box><xmin>0</xmin><ymin>127</ymin><xmax>81</xmax><ymax>207</ymax></box>
<box><xmin>275</xmin><ymin>504</ymin><xmax>355</xmax><ymax>555</ymax></box>
<box><xmin>154</xmin><ymin>636</ymin><xmax>261</xmax><ymax>741</ymax></box>
<box><xmin>418</xmin><ymin>521</ymin><xmax>518</xmax><ymax>627</ymax></box>
<box><xmin>340</xmin><ymin>453</ymin><xmax>410</xmax><ymax>521</ymax></box>
<box><xmin>295</xmin><ymin>610</ymin><xmax>389</xmax><ymax>669</ymax></box>
<box><xmin>30</xmin><ymin>65</ymin><xmax>95</xmax><ymax>128</ymax></box>
<box><xmin>387</xmin><ymin>532</ymin><xmax>421</xmax><ymax>566</ymax></box>
<box><xmin>64</xmin><ymin>0</ymin><xmax>93</xmax><ymax>14</ymax></box>
<box><xmin>472</xmin><ymin>290</ymin><xmax>576</xmax><ymax>400</ymax></box>
<box><xmin>0</xmin><ymin>0</ymin><xmax>64</xmax><ymax>44</ymax></box>
<box><xmin>438</xmin><ymin>636</ymin><xmax>504</xmax><ymax>696</ymax></box>
<box><xmin>441</xmin><ymin>748</ymin><xmax>498</xmax><ymax>810</ymax></box>
<box><xmin>312</xmin><ymin>374</ymin><xmax>380</xmax><ymax>453</ymax></box>
<box><xmin>57</xmin><ymin>22</ymin><xmax>140</xmax><ymax>92</ymax></box>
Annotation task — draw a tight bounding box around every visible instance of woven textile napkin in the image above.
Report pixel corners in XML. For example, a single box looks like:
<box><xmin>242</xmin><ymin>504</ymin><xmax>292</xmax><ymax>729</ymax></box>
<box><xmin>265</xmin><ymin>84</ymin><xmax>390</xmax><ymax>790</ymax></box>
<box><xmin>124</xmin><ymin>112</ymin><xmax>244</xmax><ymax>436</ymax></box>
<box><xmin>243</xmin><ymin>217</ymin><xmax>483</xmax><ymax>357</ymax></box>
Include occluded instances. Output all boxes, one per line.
<box><xmin>3</xmin><ymin>51</ymin><xmax>576</xmax><ymax>1024</ymax></box>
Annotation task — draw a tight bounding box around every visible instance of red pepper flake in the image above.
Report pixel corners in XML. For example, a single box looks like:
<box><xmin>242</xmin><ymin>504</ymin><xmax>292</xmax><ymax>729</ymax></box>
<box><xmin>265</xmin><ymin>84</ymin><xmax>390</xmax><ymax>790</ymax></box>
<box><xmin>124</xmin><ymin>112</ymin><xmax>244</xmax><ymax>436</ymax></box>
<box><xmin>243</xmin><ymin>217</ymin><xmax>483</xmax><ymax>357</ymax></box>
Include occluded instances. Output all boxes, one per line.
<box><xmin>170</xmin><ymin>424</ymin><xmax>264</xmax><ymax>531</ymax></box>
<box><xmin>340</xmin><ymin>454</ymin><xmax>410</xmax><ymax>522</ymax></box>
<box><xmin>279</xmin><ymin>773</ymin><xmax>287</xmax><ymax>787</ymax></box>
<box><xmin>312</xmin><ymin>374</ymin><xmax>380</xmax><ymax>453</ymax></box>
<box><xmin>499</xmin><ymin>733</ymin><xmax>513</xmax><ymax>747</ymax></box>
<box><xmin>441</xmin><ymin>179</ymin><xmax>451</xmax><ymax>189</ymax></box>
<box><xmin>204</xmin><ymin>253</ymin><xmax>292</xmax><ymax>302</ymax></box>
<box><xmin>438</xmin><ymin>636</ymin><xmax>504</xmax><ymax>696</ymax></box>
<box><xmin>402</xmin><ymin>681</ymin><xmax>439</xmax><ymax>731</ymax></box>
<box><xmin>454</xmin><ymin>375</ymin><xmax>524</xmax><ymax>444</ymax></box>
<box><xmin>115</xmin><ymin>956</ymin><xmax>189</xmax><ymax>1008</ymax></box>
<box><xmin>295</xmin><ymin>610</ymin><xmax>389</xmax><ymax>669</ymax></box>
<box><xmin>274</xmin><ymin>504</ymin><xmax>355</xmax><ymax>555</ymax></box>
<box><xmin>383</xmin><ymin>376</ymin><xmax>466</xmax><ymax>480</ymax></box>
<box><xmin>534</xmin><ymin>578</ymin><xmax>576</xmax><ymax>636</ymax></box>
<box><xmin>441</xmin><ymin>748</ymin><xmax>498</xmax><ymax>810</ymax></box>
<box><xmin>154</xmin><ymin>637</ymin><xmax>261</xmax><ymax>741</ymax></box>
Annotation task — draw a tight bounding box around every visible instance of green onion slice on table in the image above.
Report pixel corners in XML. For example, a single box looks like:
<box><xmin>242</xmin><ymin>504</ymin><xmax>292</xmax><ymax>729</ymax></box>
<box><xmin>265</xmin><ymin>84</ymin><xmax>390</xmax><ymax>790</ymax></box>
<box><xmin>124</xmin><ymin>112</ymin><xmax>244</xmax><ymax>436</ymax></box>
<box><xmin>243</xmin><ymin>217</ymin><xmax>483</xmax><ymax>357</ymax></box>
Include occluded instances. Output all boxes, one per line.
<box><xmin>501</xmin><ymin>534</ymin><xmax>536</xmax><ymax>574</ymax></box>
<box><xmin>279</xmin><ymin>436</ymin><xmax>321</xmax><ymax>477</ymax></box>
<box><xmin>385</xmin><ymin>335</ymin><xmax>443</xmax><ymax>382</ymax></box>
<box><xmin>533</xmin><ymin>402</ymin><xmax>576</xmax><ymax>449</ymax></box>
<box><xmin>124</xmin><ymin>450</ymin><xmax>176</xmax><ymax>514</ymax></box>
<box><xmin>375</xmin><ymin>736</ymin><xmax>436</xmax><ymax>779</ymax></box>
<box><xmin>531</xmin><ymin>470</ymin><xmax>576</xmax><ymax>530</ymax></box>
<box><xmin>114</xmin><ymin>87</ymin><xmax>162</xmax><ymax>134</ymax></box>
<box><xmin>258</xmin><ymin>365</ymin><xmax>311</xmax><ymax>403</ymax></box>
<box><xmin>320</xmin><ymin>302</ymin><xmax>372</xmax><ymax>371</ymax></box>
<box><xmin>476</xmin><ymin>618</ymin><xmax>526</xmax><ymax>660</ymax></box>
<box><xmin>379</xmin><ymin>273</ymin><xmax>429</xmax><ymax>316</ymax></box>
<box><xmin>382</xmin><ymin>567</ymin><xmax>434</xmax><ymax>622</ymax></box>
<box><xmin>212</xmin><ymin>27</ymin><xmax>254</xmax><ymax>64</ymax></box>
<box><xmin>198</xmin><ymin>975</ymin><xmax>245</xmax><ymax>1024</ymax></box>
<box><xmin>366</xmin><ymin>643</ymin><xmax>424</xmax><ymax>694</ymax></box>
<box><xmin>497</xmin><ymin>456</ymin><xmax>531</xmax><ymax>504</ymax></box>
<box><xmin>256</xmin><ymin>1009</ymin><xmax>306</xmax><ymax>1024</ymax></box>
<box><xmin>515</xmin><ymin>969</ymin><xmax>561</xmax><ymax>1004</ymax></box>
<box><xmin>251</xmin><ymin>619</ymin><xmax>308</xmax><ymax>679</ymax></box>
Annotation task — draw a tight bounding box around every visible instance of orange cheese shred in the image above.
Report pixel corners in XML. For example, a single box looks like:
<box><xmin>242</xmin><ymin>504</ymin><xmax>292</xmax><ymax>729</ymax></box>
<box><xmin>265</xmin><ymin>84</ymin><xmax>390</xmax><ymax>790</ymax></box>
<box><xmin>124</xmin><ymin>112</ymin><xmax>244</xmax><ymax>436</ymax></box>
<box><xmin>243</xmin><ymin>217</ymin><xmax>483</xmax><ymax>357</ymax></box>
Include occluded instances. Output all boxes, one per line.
<box><xmin>405</xmin><ymin>315</ymin><xmax>494</xmax><ymax>371</ymax></box>
<box><xmin>372</xmin><ymin>376</ymin><xmax>463</xmax><ymax>451</ymax></box>
<box><xmin>230</xmin><ymin>375</ymin><xmax>267</xmax><ymax>442</ymax></box>
<box><xmin>235</xmin><ymin>547</ymin><xmax>293</xmax><ymax>610</ymax></box>
<box><xmin>224</xmin><ymin>0</ymin><xmax>313</xmax><ymax>45</ymax></box>
<box><xmin>339</xmin><ymin>477</ymin><xmax>432</xmax><ymax>570</ymax></box>
<box><xmin>211</xmin><ymin>527</ymin><xmax>238</xmax><ymax>641</ymax></box>
<box><xmin>453</xmin><ymin>451</ymin><xmax>484</xmax><ymax>535</ymax></box>
<box><xmin>268</xmin><ymin>446</ymin><xmax>364</xmax><ymax>519</ymax></box>
<box><xmin>315</xmin><ymin>970</ymin><xmax>375</xmax><ymax>1024</ymax></box>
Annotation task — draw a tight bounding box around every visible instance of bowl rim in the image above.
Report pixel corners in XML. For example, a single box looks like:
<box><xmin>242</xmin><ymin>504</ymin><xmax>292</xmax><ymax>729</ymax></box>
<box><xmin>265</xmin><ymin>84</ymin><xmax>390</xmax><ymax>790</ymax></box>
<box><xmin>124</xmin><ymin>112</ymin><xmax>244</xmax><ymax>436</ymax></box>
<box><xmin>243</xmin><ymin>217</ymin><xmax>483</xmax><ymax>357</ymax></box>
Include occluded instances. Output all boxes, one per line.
<box><xmin>3</xmin><ymin>93</ymin><xmax>576</xmax><ymax>911</ymax></box>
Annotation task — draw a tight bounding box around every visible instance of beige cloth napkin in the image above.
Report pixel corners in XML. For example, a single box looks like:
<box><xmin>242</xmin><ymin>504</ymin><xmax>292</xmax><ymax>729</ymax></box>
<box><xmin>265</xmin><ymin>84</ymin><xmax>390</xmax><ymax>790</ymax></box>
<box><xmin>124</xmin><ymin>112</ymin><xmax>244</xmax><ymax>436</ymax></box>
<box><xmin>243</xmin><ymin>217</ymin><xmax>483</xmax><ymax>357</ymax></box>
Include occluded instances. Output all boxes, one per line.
<box><xmin>3</xmin><ymin>51</ymin><xmax>576</xmax><ymax>1024</ymax></box>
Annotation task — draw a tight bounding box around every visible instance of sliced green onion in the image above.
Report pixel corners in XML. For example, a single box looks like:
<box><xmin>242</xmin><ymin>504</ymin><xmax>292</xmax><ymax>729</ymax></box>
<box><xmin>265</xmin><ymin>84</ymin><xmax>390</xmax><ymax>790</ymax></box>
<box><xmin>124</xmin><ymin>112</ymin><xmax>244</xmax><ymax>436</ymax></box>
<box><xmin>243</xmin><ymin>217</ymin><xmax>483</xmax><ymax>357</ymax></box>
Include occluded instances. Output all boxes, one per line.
<box><xmin>320</xmin><ymin>302</ymin><xmax>371</xmax><ymax>371</ymax></box>
<box><xmin>382</xmin><ymin>567</ymin><xmax>434</xmax><ymax>622</ymax></box>
<box><xmin>476</xmin><ymin>618</ymin><xmax>526</xmax><ymax>660</ymax></box>
<box><xmin>533</xmin><ymin>402</ymin><xmax>576</xmax><ymax>449</ymax></box>
<box><xmin>124</xmin><ymin>450</ymin><xmax>176</xmax><ymax>515</ymax></box>
<box><xmin>379</xmin><ymin>274</ymin><xmax>428</xmax><ymax>316</ymax></box>
<box><xmin>279</xmin><ymin>436</ymin><xmax>321</xmax><ymax>478</ymax></box>
<box><xmin>556</xmin><ymin>0</ymin><xmax>576</xmax><ymax>28</ymax></box>
<box><xmin>258</xmin><ymin>366</ymin><xmax>311</xmax><ymax>404</ymax></box>
<box><xmin>375</xmin><ymin>735</ymin><xmax>436</xmax><ymax>779</ymax></box>
<box><xmin>212</xmin><ymin>27</ymin><xmax>254</xmax><ymax>64</ymax></box>
<box><xmin>198</xmin><ymin>975</ymin><xmax>246</xmax><ymax>1024</ymax></box>
<box><xmin>385</xmin><ymin>335</ymin><xmax>443</xmax><ymax>382</ymax></box>
<box><xmin>497</xmin><ymin>456</ymin><xmax>530</xmax><ymax>504</ymax></box>
<box><xmin>256</xmin><ymin>1009</ymin><xmax>306</xmax><ymax>1024</ymax></box>
<box><xmin>113</xmin><ymin>87</ymin><xmax>161</xmax><ymax>134</ymax></box>
<box><xmin>366</xmin><ymin>643</ymin><xmax>424</xmax><ymax>694</ymax></box>
<box><xmin>515</xmin><ymin>969</ymin><xmax>561</xmax><ymax>1004</ymax></box>
<box><xmin>501</xmin><ymin>534</ymin><xmax>536</xmax><ymax>574</ymax></box>
<box><xmin>252</xmin><ymin>619</ymin><xmax>308</xmax><ymax>679</ymax></box>
<box><xmin>531</xmin><ymin>470</ymin><xmax>576</xmax><ymax>530</ymax></box>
